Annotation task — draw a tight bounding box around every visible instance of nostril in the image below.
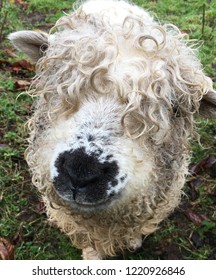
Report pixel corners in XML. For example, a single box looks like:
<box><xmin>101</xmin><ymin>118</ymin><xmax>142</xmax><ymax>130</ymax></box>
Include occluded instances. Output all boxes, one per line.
<box><xmin>66</xmin><ymin>166</ymin><xmax>101</xmax><ymax>188</ymax></box>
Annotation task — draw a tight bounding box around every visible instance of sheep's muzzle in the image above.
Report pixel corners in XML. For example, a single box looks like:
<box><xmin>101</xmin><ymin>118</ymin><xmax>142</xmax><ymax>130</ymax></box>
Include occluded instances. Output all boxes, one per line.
<box><xmin>52</xmin><ymin>147</ymin><xmax>121</xmax><ymax>211</ymax></box>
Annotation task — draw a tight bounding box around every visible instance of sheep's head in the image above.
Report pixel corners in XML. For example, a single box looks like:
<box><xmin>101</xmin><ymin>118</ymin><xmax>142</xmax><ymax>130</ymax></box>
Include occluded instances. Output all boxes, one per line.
<box><xmin>9</xmin><ymin>1</ymin><xmax>216</xmax><ymax>212</ymax></box>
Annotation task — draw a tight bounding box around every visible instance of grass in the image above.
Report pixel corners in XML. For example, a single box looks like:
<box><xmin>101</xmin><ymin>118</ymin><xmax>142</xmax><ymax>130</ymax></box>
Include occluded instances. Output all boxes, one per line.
<box><xmin>0</xmin><ymin>0</ymin><xmax>216</xmax><ymax>260</ymax></box>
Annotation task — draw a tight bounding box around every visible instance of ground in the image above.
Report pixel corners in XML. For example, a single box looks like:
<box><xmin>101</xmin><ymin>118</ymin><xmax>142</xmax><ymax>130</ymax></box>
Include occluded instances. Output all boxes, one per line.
<box><xmin>0</xmin><ymin>0</ymin><xmax>216</xmax><ymax>260</ymax></box>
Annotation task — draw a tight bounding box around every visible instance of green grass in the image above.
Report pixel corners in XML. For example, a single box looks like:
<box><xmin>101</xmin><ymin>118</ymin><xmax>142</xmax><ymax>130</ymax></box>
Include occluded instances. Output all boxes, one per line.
<box><xmin>28</xmin><ymin>0</ymin><xmax>73</xmax><ymax>11</ymax></box>
<box><xmin>0</xmin><ymin>0</ymin><xmax>216</xmax><ymax>260</ymax></box>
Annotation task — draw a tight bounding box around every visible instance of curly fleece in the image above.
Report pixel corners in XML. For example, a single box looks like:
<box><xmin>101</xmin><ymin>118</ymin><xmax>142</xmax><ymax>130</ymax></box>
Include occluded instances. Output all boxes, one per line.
<box><xmin>10</xmin><ymin>0</ymin><xmax>216</xmax><ymax>259</ymax></box>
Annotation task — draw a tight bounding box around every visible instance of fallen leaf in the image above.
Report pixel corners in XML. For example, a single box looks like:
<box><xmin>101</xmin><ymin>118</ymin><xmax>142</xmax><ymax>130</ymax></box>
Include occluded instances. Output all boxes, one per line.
<box><xmin>14</xmin><ymin>0</ymin><xmax>29</xmax><ymax>9</ymax></box>
<box><xmin>0</xmin><ymin>59</ymin><xmax>34</xmax><ymax>73</ymax></box>
<box><xmin>35</xmin><ymin>201</ymin><xmax>46</xmax><ymax>214</ymax></box>
<box><xmin>180</xmin><ymin>29</ymin><xmax>190</xmax><ymax>34</ymax></box>
<box><xmin>189</xmin><ymin>155</ymin><xmax>216</xmax><ymax>176</ymax></box>
<box><xmin>3</xmin><ymin>49</ymin><xmax>18</xmax><ymax>58</ymax></box>
<box><xmin>189</xmin><ymin>231</ymin><xmax>204</xmax><ymax>248</ymax></box>
<box><xmin>187</xmin><ymin>177</ymin><xmax>203</xmax><ymax>189</ymax></box>
<box><xmin>15</xmin><ymin>80</ymin><xmax>31</xmax><ymax>91</ymax></box>
<box><xmin>16</xmin><ymin>59</ymin><xmax>34</xmax><ymax>71</ymax></box>
<box><xmin>12</xmin><ymin>60</ymin><xmax>34</xmax><ymax>73</ymax></box>
<box><xmin>187</xmin><ymin>176</ymin><xmax>204</xmax><ymax>201</ymax></box>
<box><xmin>184</xmin><ymin>210</ymin><xmax>210</xmax><ymax>226</ymax></box>
<box><xmin>0</xmin><ymin>238</ymin><xmax>14</xmax><ymax>260</ymax></box>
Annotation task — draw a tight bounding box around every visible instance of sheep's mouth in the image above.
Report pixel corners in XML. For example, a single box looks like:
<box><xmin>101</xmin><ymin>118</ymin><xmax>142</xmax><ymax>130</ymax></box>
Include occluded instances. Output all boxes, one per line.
<box><xmin>56</xmin><ymin>190</ymin><xmax>120</xmax><ymax>212</ymax></box>
<box><xmin>73</xmin><ymin>193</ymin><xmax>119</xmax><ymax>212</ymax></box>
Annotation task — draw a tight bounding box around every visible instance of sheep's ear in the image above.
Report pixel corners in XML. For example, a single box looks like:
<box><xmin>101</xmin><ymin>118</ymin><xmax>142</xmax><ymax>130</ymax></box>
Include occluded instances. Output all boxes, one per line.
<box><xmin>8</xmin><ymin>30</ymin><xmax>48</xmax><ymax>63</ymax></box>
<box><xmin>199</xmin><ymin>89</ymin><xmax>216</xmax><ymax>118</ymax></box>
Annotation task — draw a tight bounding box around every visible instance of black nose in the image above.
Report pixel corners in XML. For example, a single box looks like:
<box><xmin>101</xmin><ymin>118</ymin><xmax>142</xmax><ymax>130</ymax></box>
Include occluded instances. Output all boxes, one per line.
<box><xmin>53</xmin><ymin>147</ymin><xmax>119</xmax><ymax>204</ymax></box>
<box><xmin>63</xmin><ymin>148</ymin><xmax>104</xmax><ymax>189</ymax></box>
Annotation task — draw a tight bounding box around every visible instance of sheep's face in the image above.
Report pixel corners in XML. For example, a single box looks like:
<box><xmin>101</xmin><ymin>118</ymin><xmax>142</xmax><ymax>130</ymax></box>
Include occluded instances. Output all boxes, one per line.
<box><xmin>49</xmin><ymin>96</ymin><xmax>153</xmax><ymax>211</ymax></box>
<box><xmin>9</xmin><ymin>0</ymin><xmax>216</xmax><ymax>212</ymax></box>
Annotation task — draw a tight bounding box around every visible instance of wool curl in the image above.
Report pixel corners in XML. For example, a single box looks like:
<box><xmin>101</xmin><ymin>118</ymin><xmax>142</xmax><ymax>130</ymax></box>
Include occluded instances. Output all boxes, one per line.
<box><xmin>25</xmin><ymin>0</ymin><xmax>213</xmax><ymax>258</ymax></box>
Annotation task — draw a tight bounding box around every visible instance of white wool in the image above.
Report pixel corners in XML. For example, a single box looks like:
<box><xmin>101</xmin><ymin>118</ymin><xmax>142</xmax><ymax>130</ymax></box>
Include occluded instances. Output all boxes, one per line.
<box><xmin>9</xmin><ymin>0</ymin><xmax>216</xmax><ymax>259</ymax></box>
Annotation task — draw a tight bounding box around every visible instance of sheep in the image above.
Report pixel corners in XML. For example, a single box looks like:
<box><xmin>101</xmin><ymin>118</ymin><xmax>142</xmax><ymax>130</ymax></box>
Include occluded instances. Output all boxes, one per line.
<box><xmin>9</xmin><ymin>0</ymin><xmax>216</xmax><ymax>260</ymax></box>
